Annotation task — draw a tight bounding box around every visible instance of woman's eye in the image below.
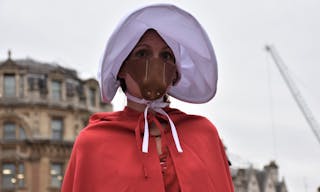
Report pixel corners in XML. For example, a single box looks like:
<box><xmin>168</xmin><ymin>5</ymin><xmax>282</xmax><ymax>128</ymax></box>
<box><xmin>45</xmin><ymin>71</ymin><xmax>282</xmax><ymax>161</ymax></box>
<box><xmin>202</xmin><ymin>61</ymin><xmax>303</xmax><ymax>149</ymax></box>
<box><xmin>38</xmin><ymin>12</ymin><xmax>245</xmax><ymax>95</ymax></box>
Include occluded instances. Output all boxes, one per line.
<box><xmin>161</xmin><ymin>51</ymin><xmax>175</xmax><ymax>62</ymax></box>
<box><xmin>134</xmin><ymin>50</ymin><xmax>148</xmax><ymax>58</ymax></box>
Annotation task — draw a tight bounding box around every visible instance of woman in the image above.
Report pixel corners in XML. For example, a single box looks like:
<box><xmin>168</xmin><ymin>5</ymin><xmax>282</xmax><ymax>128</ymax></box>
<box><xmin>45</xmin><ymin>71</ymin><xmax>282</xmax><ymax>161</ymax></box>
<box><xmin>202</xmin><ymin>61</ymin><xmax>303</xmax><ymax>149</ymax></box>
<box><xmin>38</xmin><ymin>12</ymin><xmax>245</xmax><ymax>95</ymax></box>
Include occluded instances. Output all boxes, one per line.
<box><xmin>62</xmin><ymin>4</ymin><xmax>234</xmax><ymax>192</ymax></box>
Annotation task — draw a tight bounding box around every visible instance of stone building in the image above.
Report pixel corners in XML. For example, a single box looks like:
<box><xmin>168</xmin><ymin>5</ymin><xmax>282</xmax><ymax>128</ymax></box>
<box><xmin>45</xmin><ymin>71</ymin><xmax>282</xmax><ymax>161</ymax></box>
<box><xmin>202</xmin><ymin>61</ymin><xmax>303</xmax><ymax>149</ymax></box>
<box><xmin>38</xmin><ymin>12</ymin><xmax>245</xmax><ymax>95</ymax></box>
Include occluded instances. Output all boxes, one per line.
<box><xmin>231</xmin><ymin>161</ymin><xmax>288</xmax><ymax>192</ymax></box>
<box><xmin>0</xmin><ymin>52</ymin><xmax>112</xmax><ymax>192</ymax></box>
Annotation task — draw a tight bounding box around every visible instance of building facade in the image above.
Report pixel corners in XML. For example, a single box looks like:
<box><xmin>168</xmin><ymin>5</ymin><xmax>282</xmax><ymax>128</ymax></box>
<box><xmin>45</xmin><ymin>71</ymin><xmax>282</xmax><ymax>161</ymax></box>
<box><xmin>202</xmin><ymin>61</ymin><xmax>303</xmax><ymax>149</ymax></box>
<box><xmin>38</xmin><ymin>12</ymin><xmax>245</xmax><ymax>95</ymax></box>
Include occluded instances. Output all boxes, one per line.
<box><xmin>0</xmin><ymin>52</ymin><xmax>112</xmax><ymax>192</ymax></box>
<box><xmin>231</xmin><ymin>161</ymin><xmax>288</xmax><ymax>192</ymax></box>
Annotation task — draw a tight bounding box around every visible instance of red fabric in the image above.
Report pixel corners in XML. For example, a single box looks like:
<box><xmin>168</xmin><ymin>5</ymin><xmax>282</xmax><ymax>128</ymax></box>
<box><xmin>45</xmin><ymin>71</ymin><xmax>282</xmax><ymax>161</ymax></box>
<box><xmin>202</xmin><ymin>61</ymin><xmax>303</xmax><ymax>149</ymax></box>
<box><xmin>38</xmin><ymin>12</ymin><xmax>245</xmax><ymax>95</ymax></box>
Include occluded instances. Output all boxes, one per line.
<box><xmin>61</xmin><ymin>107</ymin><xmax>234</xmax><ymax>192</ymax></box>
<box><xmin>159</xmin><ymin>147</ymin><xmax>180</xmax><ymax>192</ymax></box>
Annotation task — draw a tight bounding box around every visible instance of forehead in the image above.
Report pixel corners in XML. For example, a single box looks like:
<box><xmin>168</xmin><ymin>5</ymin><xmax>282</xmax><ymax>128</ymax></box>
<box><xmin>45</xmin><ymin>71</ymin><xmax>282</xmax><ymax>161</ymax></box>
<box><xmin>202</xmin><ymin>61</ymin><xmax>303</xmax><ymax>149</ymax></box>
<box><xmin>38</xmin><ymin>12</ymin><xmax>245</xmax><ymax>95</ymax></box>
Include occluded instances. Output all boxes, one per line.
<box><xmin>137</xmin><ymin>29</ymin><xmax>168</xmax><ymax>46</ymax></box>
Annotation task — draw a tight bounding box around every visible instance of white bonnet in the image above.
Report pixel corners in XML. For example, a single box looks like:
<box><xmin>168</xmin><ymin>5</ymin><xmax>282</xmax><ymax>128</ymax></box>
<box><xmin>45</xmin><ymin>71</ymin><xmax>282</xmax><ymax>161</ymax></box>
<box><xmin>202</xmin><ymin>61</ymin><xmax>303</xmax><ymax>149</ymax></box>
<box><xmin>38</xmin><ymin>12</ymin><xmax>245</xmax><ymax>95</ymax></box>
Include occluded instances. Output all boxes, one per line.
<box><xmin>98</xmin><ymin>4</ymin><xmax>218</xmax><ymax>103</ymax></box>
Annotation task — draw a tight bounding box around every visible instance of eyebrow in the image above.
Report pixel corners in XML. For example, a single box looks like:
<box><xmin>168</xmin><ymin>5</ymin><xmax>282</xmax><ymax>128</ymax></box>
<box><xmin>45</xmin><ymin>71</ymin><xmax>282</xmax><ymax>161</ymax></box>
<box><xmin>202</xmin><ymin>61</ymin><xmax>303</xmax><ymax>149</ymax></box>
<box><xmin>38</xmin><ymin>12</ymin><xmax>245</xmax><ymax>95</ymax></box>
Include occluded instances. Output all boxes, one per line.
<box><xmin>134</xmin><ymin>43</ymin><xmax>150</xmax><ymax>49</ymax></box>
<box><xmin>134</xmin><ymin>44</ymin><xmax>172</xmax><ymax>52</ymax></box>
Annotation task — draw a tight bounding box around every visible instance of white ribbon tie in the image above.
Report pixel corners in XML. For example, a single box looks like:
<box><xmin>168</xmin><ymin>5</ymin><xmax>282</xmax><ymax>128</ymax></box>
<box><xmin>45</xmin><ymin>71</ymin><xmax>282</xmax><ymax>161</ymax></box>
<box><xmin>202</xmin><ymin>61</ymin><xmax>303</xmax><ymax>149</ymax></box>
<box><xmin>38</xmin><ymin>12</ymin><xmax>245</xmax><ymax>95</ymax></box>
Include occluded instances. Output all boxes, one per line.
<box><xmin>126</xmin><ymin>93</ymin><xmax>183</xmax><ymax>153</ymax></box>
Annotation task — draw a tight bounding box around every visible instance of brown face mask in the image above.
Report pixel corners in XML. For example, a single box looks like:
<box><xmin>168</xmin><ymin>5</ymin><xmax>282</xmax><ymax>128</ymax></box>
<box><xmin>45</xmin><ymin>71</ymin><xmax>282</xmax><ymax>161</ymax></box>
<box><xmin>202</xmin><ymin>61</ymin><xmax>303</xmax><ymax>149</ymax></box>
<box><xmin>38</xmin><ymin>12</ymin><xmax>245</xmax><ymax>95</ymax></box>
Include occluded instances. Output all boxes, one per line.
<box><xmin>121</xmin><ymin>58</ymin><xmax>177</xmax><ymax>100</ymax></box>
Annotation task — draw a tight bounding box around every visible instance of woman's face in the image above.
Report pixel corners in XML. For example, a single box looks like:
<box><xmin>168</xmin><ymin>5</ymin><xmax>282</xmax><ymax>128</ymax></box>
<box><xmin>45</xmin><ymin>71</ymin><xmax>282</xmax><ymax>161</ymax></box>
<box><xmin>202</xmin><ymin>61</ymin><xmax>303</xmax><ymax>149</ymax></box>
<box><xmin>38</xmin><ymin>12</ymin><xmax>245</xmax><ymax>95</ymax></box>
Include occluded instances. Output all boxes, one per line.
<box><xmin>119</xmin><ymin>29</ymin><xmax>177</xmax><ymax>100</ymax></box>
<box><xmin>127</xmin><ymin>29</ymin><xmax>175</xmax><ymax>63</ymax></box>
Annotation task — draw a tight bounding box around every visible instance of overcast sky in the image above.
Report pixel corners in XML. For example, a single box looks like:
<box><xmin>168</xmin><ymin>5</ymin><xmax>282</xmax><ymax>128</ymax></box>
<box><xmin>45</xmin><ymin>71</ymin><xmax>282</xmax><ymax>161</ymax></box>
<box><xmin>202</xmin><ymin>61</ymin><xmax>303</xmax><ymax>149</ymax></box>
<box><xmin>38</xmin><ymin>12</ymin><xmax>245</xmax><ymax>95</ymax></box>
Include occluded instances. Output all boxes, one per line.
<box><xmin>1</xmin><ymin>0</ymin><xmax>320</xmax><ymax>191</ymax></box>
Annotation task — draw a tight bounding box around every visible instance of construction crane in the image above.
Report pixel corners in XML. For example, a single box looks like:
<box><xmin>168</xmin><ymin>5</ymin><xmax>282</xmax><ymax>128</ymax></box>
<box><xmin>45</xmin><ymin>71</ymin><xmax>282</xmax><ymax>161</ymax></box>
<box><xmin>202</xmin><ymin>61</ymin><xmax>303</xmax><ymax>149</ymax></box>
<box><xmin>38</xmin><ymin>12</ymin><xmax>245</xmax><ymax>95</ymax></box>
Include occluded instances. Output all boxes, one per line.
<box><xmin>265</xmin><ymin>45</ymin><xmax>320</xmax><ymax>145</ymax></box>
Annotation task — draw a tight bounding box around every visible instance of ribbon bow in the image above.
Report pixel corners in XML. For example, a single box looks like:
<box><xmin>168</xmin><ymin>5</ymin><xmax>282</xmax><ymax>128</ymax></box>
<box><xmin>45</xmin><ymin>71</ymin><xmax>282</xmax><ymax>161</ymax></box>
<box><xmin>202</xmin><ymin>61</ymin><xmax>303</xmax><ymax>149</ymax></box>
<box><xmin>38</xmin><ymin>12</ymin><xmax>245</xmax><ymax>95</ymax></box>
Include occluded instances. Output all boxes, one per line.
<box><xmin>126</xmin><ymin>93</ymin><xmax>183</xmax><ymax>153</ymax></box>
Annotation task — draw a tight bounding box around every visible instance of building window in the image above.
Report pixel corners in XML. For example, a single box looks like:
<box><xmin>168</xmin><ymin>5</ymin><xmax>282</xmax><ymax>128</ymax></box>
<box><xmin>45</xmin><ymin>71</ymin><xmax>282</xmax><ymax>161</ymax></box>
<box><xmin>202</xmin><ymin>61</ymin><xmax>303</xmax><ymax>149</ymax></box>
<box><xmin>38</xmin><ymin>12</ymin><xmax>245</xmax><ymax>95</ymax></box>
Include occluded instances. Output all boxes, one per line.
<box><xmin>77</xmin><ymin>85</ymin><xmax>86</xmax><ymax>104</ymax></box>
<box><xmin>28</xmin><ymin>76</ymin><xmax>38</xmax><ymax>91</ymax></box>
<box><xmin>17</xmin><ymin>163</ymin><xmax>25</xmax><ymax>188</ymax></box>
<box><xmin>3</xmin><ymin>122</ymin><xmax>27</xmax><ymax>141</ymax></box>
<box><xmin>3</xmin><ymin>122</ymin><xmax>16</xmax><ymax>140</ymax></box>
<box><xmin>19</xmin><ymin>127</ymin><xmax>26</xmax><ymax>140</ymax></box>
<box><xmin>39</xmin><ymin>77</ymin><xmax>48</xmax><ymax>95</ymax></box>
<box><xmin>66</xmin><ymin>79</ymin><xmax>78</xmax><ymax>97</ymax></box>
<box><xmin>89</xmin><ymin>88</ymin><xmax>96</xmax><ymax>107</ymax></box>
<box><xmin>28</xmin><ymin>74</ymin><xmax>48</xmax><ymax>95</ymax></box>
<box><xmin>4</xmin><ymin>74</ymin><xmax>16</xmax><ymax>97</ymax></box>
<box><xmin>1</xmin><ymin>163</ymin><xmax>25</xmax><ymax>189</ymax></box>
<box><xmin>51</xmin><ymin>80</ymin><xmax>62</xmax><ymax>101</ymax></box>
<box><xmin>19</xmin><ymin>75</ymin><xmax>24</xmax><ymax>97</ymax></box>
<box><xmin>51</xmin><ymin>118</ymin><xmax>63</xmax><ymax>140</ymax></box>
<box><xmin>50</xmin><ymin>163</ymin><xmax>63</xmax><ymax>188</ymax></box>
<box><xmin>2</xmin><ymin>163</ymin><xmax>15</xmax><ymax>189</ymax></box>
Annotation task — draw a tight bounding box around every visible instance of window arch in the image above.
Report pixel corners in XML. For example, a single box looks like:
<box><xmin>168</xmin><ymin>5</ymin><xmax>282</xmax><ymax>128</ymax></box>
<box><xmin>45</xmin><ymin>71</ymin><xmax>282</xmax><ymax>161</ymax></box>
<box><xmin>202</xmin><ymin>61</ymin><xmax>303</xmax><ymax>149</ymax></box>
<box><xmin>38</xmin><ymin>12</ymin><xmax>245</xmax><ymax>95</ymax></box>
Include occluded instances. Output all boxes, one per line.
<box><xmin>0</xmin><ymin>114</ymin><xmax>31</xmax><ymax>141</ymax></box>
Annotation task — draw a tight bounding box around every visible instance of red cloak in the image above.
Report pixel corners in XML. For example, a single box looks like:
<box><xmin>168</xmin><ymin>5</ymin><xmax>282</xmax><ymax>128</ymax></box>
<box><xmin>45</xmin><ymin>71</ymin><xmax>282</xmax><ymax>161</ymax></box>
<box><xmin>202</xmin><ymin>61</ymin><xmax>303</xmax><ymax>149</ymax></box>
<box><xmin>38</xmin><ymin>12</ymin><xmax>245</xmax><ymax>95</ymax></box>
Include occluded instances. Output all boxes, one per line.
<box><xmin>61</xmin><ymin>107</ymin><xmax>234</xmax><ymax>192</ymax></box>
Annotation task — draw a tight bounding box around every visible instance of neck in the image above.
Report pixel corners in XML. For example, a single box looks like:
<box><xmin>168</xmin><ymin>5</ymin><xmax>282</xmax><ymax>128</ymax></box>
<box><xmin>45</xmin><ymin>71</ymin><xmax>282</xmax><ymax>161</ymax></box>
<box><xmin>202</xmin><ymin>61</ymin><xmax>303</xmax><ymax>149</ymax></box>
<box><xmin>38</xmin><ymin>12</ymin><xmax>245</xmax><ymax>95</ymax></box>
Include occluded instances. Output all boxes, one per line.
<box><xmin>125</xmin><ymin>92</ymin><xmax>170</xmax><ymax>113</ymax></box>
<box><xmin>126</xmin><ymin>99</ymin><xmax>147</xmax><ymax>112</ymax></box>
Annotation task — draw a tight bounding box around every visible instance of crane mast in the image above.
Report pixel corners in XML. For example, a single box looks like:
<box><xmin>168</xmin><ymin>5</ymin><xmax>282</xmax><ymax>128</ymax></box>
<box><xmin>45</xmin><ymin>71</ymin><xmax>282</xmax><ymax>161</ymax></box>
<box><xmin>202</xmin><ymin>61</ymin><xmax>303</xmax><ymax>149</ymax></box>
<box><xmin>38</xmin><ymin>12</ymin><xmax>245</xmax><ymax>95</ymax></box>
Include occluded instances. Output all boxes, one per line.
<box><xmin>265</xmin><ymin>45</ymin><xmax>320</xmax><ymax>145</ymax></box>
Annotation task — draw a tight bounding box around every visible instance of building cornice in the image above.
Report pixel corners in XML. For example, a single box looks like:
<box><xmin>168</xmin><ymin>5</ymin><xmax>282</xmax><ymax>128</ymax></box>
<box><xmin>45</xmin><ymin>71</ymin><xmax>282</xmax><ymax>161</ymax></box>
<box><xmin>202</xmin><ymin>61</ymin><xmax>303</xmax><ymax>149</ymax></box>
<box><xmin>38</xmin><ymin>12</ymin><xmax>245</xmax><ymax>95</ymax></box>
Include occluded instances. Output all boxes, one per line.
<box><xmin>0</xmin><ymin>139</ymin><xmax>74</xmax><ymax>161</ymax></box>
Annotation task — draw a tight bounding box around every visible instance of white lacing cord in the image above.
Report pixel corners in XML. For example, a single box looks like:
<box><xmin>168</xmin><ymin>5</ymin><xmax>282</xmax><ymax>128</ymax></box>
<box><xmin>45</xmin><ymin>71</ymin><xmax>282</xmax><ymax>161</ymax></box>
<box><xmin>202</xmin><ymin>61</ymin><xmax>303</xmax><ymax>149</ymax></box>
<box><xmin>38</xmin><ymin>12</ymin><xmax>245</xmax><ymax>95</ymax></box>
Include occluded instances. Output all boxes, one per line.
<box><xmin>126</xmin><ymin>93</ymin><xmax>183</xmax><ymax>153</ymax></box>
